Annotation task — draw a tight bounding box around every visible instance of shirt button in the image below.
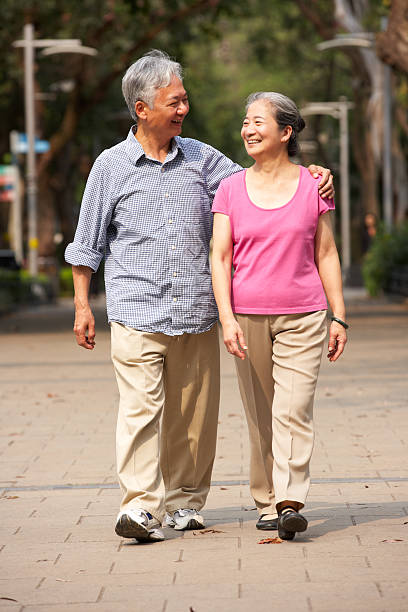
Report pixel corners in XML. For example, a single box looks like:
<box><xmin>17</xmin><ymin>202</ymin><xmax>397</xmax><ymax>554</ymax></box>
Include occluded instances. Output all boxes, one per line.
<box><xmin>161</xmin><ymin>167</ymin><xmax>165</xmax><ymax>172</ymax></box>
<box><xmin>173</xmin><ymin>272</ymin><xmax>177</xmax><ymax>277</ymax></box>
<box><xmin>173</xmin><ymin>297</ymin><xmax>177</xmax><ymax>302</ymax></box>
<box><xmin>171</xmin><ymin>245</ymin><xmax>176</xmax><ymax>250</ymax></box>
<box><xmin>165</xmin><ymin>193</ymin><xmax>169</xmax><ymax>198</ymax></box>
<box><xmin>168</xmin><ymin>219</ymin><xmax>173</xmax><ymax>224</ymax></box>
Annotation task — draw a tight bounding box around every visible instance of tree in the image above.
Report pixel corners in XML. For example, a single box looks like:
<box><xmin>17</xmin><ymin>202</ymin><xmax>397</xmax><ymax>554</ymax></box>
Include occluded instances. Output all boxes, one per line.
<box><xmin>2</xmin><ymin>0</ymin><xmax>243</xmax><ymax>262</ymax></box>
<box><xmin>377</xmin><ymin>0</ymin><xmax>408</xmax><ymax>73</ymax></box>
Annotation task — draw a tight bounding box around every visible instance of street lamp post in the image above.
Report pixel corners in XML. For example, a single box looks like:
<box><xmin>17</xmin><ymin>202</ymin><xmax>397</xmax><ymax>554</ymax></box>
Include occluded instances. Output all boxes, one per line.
<box><xmin>301</xmin><ymin>100</ymin><xmax>354</xmax><ymax>281</ymax></box>
<box><xmin>13</xmin><ymin>24</ymin><xmax>97</xmax><ymax>275</ymax></box>
<box><xmin>317</xmin><ymin>31</ymin><xmax>393</xmax><ymax>229</ymax></box>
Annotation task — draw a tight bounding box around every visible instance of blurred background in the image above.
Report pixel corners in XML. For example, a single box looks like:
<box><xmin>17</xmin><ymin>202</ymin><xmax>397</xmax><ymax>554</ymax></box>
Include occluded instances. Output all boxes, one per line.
<box><xmin>0</xmin><ymin>0</ymin><xmax>407</xmax><ymax>313</ymax></box>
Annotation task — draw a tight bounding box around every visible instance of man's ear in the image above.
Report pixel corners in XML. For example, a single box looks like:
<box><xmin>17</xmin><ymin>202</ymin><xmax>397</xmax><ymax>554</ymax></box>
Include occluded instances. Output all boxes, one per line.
<box><xmin>135</xmin><ymin>100</ymin><xmax>148</xmax><ymax>121</ymax></box>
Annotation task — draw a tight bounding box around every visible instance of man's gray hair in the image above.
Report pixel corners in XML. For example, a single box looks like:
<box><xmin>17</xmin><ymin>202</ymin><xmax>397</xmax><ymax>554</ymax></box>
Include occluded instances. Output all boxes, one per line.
<box><xmin>246</xmin><ymin>92</ymin><xmax>305</xmax><ymax>157</ymax></box>
<box><xmin>122</xmin><ymin>49</ymin><xmax>183</xmax><ymax>122</ymax></box>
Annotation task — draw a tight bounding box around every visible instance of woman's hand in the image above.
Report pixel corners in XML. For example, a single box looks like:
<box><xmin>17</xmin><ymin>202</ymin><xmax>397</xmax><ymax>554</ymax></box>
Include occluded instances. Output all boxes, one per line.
<box><xmin>222</xmin><ymin>318</ymin><xmax>247</xmax><ymax>360</ymax></box>
<box><xmin>327</xmin><ymin>321</ymin><xmax>347</xmax><ymax>362</ymax></box>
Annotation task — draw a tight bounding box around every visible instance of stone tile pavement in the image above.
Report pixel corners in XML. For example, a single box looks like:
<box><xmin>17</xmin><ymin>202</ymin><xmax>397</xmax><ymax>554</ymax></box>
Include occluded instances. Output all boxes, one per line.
<box><xmin>0</xmin><ymin>292</ymin><xmax>407</xmax><ymax>611</ymax></box>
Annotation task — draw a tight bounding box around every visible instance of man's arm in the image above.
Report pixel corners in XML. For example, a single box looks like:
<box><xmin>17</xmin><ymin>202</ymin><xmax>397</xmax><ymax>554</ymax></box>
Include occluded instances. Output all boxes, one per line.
<box><xmin>65</xmin><ymin>152</ymin><xmax>115</xmax><ymax>350</ymax></box>
<box><xmin>72</xmin><ymin>265</ymin><xmax>95</xmax><ymax>350</ymax></box>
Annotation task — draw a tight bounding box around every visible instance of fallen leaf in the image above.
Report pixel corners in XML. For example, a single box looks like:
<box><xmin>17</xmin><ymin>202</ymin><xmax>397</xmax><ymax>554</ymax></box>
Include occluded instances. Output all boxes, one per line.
<box><xmin>5</xmin><ymin>496</ymin><xmax>19</xmax><ymax>500</ymax></box>
<box><xmin>55</xmin><ymin>578</ymin><xmax>71</xmax><ymax>582</ymax></box>
<box><xmin>47</xmin><ymin>393</ymin><xmax>56</xmax><ymax>398</ymax></box>
<box><xmin>381</xmin><ymin>539</ymin><xmax>403</xmax><ymax>543</ymax></box>
<box><xmin>258</xmin><ymin>537</ymin><xmax>283</xmax><ymax>544</ymax></box>
<box><xmin>227</xmin><ymin>413</ymin><xmax>238</xmax><ymax>417</ymax></box>
<box><xmin>36</xmin><ymin>559</ymin><xmax>49</xmax><ymax>563</ymax></box>
<box><xmin>0</xmin><ymin>598</ymin><xmax>18</xmax><ymax>602</ymax></box>
<box><xmin>220</xmin><ymin>487</ymin><xmax>228</xmax><ymax>490</ymax></box>
<box><xmin>193</xmin><ymin>529</ymin><xmax>225</xmax><ymax>535</ymax></box>
<box><xmin>403</xmin><ymin>522</ymin><xmax>408</xmax><ymax>525</ymax></box>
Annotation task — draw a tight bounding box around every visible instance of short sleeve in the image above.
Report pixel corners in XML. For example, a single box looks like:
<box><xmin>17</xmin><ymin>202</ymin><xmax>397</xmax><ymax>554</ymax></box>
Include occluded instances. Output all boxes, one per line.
<box><xmin>318</xmin><ymin>194</ymin><xmax>335</xmax><ymax>216</ymax></box>
<box><xmin>211</xmin><ymin>180</ymin><xmax>230</xmax><ymax>216</ymax></box>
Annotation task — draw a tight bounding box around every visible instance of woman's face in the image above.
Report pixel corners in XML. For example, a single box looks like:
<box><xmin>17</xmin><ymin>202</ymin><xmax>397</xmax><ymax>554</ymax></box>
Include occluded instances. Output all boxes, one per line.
<box><xmin>241</xmin><ymin>100</ymin><xmax>291</xmax><ymax>159</ymax></box>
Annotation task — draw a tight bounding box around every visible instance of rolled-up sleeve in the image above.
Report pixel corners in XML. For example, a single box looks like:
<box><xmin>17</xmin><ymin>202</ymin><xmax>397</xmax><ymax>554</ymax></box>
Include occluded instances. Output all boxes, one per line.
<box><xmin>65</xmin><ymin>152</ymin><xmax>115</xmax><ymax>272</ymax></box>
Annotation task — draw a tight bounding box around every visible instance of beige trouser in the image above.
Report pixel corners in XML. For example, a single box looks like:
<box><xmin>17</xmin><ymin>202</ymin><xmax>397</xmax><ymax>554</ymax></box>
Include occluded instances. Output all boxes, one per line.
<box><xmin>235</xmin><ymin>311</ymin><xmax>327</xmax><ymax>517</ymax></box>
<box><xmin>110</xmin><ymin>322</ymin><xmax>220</xmax><ymax>524</ymax></box>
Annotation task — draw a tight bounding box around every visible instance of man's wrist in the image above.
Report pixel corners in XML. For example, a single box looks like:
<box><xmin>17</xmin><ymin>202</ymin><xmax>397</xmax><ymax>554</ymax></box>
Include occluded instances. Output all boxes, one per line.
<box><xmin>74</xmin><ymin>296</ymin><xmax>91</xmax><ymax>310</ymax></box>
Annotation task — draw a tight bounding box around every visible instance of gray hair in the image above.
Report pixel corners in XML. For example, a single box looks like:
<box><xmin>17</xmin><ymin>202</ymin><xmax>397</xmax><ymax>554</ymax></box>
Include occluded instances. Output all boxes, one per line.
<box><xmin>122</xmin><ymin>49</ymin><xmax>183</xmax><ymax>122</ymax></box>
<box><xmin>246</xmin><ymin>92</ymin><xmax>305</xmax><ymax>157</ymax></box>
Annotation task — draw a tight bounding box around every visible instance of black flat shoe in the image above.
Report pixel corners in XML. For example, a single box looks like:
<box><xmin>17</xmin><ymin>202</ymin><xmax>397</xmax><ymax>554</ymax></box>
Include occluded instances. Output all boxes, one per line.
<box><xmin>256</xmin><ymin>514</ymin><xmax>278</xmax><ymax>530</ymax></box>
<box><xmin>278</xmin><ymin>508</ymin><xmax>308</xmax><ymax>541</ymax></box>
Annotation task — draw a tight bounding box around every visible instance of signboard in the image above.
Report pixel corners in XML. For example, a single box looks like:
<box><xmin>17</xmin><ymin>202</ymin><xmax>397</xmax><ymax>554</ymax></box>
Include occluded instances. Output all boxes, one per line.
<box><xmin>10</xmin><ymin>130</ymin><xmax>50</xmax><ymax>155</ymax></box>
<box><xmin>0</xmin><ymin>165</ymin><xmax>17</xmax><ymax>202</ymax></box>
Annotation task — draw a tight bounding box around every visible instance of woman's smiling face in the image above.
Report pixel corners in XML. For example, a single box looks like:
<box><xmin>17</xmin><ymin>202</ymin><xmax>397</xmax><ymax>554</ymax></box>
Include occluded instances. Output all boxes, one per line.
<box><xmin>241</xmin><ymin>100</ymin><xmax>291</xmax><ymax>159</ymax></box>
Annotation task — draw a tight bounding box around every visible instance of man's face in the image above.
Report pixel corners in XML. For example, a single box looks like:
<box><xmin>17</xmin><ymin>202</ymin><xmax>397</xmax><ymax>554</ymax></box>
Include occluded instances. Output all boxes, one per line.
<box><xmin>142</xmin><ymin>76</ymin><xmax>189</xmax><ymax>139</ymax></box>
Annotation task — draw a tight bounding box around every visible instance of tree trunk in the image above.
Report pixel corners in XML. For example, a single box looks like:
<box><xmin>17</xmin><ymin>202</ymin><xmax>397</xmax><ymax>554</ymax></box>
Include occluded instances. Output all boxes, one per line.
<box><xmin>377</xmin><ymin>0</ymin><xmax>408</xmax><ymax>73</ymax></box>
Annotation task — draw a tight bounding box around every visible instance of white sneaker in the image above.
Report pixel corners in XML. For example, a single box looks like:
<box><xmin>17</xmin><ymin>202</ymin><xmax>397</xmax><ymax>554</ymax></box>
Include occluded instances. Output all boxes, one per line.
<box><xmin>165</xmin><ymin>509</ymin><xmax>205</xmax><ymax>531</ymax></box>
<box><xmin>115</xmin><ymin>509</ymin><xmax>164</xmax><ymax>542</ymax></box>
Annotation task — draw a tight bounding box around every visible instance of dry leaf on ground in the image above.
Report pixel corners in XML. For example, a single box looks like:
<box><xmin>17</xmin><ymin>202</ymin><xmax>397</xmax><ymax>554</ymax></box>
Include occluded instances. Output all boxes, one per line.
<box><xmin>193</xmin><ymin>529</ymin><xmax>225</xmax><ymax>535</ymax></box>
<box><xmin>381</xmin><ymin>539</ymin><xmax>403</xmax><ymax>543</ymax></box>
<box><xmin>258</xmin><ymin>537</ymin><xmax>283</xmax><ymax>544</ymax></box>
<box><xmin>0</xmin><ymin>598</ymin><xmax>18</xmax><ymax>602</ymax></box>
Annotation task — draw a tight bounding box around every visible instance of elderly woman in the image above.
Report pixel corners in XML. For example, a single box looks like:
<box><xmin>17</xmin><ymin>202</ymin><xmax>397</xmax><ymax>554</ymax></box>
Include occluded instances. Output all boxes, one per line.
<box><xmin>211</xmin><ymin>92</ymin><xmax>347</xmax><ymax>541</ymax></box>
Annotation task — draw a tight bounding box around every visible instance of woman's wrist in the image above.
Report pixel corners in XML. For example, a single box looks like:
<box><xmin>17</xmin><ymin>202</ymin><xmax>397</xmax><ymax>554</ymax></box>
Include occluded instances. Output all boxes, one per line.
<box><xmin>331</xmin><ymin>315</ymin><xmax>348</xmax><ymax>329</ymax></box>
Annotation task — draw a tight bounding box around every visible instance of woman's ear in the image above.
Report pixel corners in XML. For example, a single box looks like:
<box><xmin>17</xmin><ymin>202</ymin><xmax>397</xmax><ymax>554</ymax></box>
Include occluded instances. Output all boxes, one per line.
<box><xmin>281</xmin><ymin>125</ymin><xmax>293</xmax><ymax>144</ymax></box>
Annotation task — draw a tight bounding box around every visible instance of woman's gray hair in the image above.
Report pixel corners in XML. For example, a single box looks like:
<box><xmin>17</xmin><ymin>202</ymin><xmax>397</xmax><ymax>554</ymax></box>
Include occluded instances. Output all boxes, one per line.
<box><xmin>246</xmin><ymin>92</ymin><xmax>305</xmax><ymax>157</ymax></box>
<box><xmin>122</xmin><ymin>49</ymin><xmax>183</xmax><ymax>122</ymax></box>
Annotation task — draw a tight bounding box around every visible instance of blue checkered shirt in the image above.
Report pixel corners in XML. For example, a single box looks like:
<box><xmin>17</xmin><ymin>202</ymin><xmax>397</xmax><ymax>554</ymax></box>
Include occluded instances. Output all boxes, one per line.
<box><xmin>65</xmin><ymin>127</ymin><xmax>241</xmax><ymax>335</ymax></box>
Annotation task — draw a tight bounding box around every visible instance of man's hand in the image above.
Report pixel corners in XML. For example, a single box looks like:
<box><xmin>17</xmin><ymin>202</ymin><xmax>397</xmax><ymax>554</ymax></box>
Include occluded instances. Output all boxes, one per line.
<box><xmin>308</xmin><ymin>164</ymin><xmax>334</xmax><ymax>199</ymax></box>
<box><xmin>73</xmin><ymin>304</ymin><xmax>96</xmax><ymax>350</ymax></box>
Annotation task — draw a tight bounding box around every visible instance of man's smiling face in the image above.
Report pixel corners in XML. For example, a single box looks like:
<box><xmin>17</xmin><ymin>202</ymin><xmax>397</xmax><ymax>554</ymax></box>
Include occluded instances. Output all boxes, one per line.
<box><xmin>142</xmin><ymin>76</ymin><xmax>189</xmax><ymax>140</ymax></box>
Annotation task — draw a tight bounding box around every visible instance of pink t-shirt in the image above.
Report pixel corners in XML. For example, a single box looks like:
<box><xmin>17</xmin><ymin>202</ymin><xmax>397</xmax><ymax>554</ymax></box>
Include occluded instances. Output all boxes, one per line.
<box><xmin>212</xmin><ymin>166</ymin><xmax>335</xmax><ymax>314</ymax></box>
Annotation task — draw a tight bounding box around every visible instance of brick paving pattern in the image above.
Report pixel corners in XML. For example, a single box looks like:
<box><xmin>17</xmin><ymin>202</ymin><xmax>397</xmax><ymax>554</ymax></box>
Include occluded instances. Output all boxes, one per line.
<box><xmin>0</xmin><ymin>293</ymin><xmax>407</xmax><ymax>611</ymax></box>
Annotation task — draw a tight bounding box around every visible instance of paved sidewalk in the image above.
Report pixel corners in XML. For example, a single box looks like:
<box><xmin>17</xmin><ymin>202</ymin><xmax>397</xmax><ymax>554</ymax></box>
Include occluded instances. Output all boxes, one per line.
<box><xmin>0</xmin><ymin>293</ymin><xmax>407</xmax><ymax>611</ymax></box>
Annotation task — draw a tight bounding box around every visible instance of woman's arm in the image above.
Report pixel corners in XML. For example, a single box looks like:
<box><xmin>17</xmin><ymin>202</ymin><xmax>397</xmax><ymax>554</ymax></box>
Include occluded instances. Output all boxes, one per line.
<box><xmin>211</xmin><ymin>213</ymin><xmax>247</xmax><ymax>360</ymax></box>
<box><xmin>315</xmin><ymin>213</ymin><xmax>347</xmax><ymax>362</ymax></box>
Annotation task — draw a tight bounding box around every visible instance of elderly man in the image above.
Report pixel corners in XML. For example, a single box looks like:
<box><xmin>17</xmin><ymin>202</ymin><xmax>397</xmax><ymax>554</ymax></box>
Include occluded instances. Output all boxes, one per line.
<box><xmin>65</xmin><ymin>50</ymin><xmax>333</xmax><ymax>543</ymax></box>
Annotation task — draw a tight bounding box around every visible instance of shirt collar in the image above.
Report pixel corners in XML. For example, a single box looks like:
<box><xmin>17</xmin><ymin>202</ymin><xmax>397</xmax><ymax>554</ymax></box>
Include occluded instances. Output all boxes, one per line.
<box><xmin>125</xmin><ymin>125</ymin><xmax>185</xmax><ymax>165</ymax></box>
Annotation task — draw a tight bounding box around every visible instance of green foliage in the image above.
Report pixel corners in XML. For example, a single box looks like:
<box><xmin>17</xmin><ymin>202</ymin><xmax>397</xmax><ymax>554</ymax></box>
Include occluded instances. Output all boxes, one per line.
<box><xmin>59</xmin><ymin>265</ymin><xmax>74</xmax><ymax>296</ymax></box>
<box><xmin>362</xmin><ymin>223</ymin><xmax>408</xmax><ymax>296</ymax></box>
<box><xmin>0</xmin><ymin>268</ymin><xmax>54</xmax><ymax>312</ymax></box>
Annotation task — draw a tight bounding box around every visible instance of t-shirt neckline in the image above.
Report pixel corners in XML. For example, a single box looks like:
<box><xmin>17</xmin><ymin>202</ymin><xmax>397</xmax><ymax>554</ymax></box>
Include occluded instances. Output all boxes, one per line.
<box><xmin>243</xmin><ymin>165</ymin><xmax>303</xmax><ymax>212</ymax></box>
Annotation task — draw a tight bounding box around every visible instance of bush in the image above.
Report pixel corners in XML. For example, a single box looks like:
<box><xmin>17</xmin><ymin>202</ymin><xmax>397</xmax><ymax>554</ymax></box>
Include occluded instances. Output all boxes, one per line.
<box><xmin>0</xmin><ymin>268</ymin><xmax>55</xmax><ymax>314</ymax></box>
<box><xmin>362</xmin><ymin>222</ymin><xmax>408</xmax><ymax>296</ymax></box>
<box><xmin>59</xmin><ymin>266</ymin><xmax>74</xmax><ymax>296</ymax></box>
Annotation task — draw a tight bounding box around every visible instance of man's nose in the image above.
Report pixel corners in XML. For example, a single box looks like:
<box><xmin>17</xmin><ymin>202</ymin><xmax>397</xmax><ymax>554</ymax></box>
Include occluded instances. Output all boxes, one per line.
<box><xmin>177</xmin><ymin>102</ymin><xmax>188</xmax><ymax>115</ymax></box>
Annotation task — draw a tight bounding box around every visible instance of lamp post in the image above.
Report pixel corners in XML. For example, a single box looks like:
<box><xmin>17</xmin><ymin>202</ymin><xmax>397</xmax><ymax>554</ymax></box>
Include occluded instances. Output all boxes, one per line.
<box><xmin>13</xmin><ymin>24</ymin><xmax>97</xmax><ymax>275</ymax></box>
<box><xmin>301</xmin><ymin>100</ymin><xmax>354</xmax><ymax>281</ymax></box>
<box><xmin>317</xmin><ymin>30</ymin><xmax>393</xmax><ymax>230</ymax></box>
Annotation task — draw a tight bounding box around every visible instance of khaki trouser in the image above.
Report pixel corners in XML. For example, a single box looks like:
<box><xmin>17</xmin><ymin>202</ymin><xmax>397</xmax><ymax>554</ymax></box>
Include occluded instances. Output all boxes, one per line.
<box><xmin>110</xmin><ymin>322</ymin><xmax>220</xmax><ymax>523</ymax></box>
<box><xmin>235</xmin><ymin>311</ymin><xmax>327</xmax><ymax>517</ymax></box>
